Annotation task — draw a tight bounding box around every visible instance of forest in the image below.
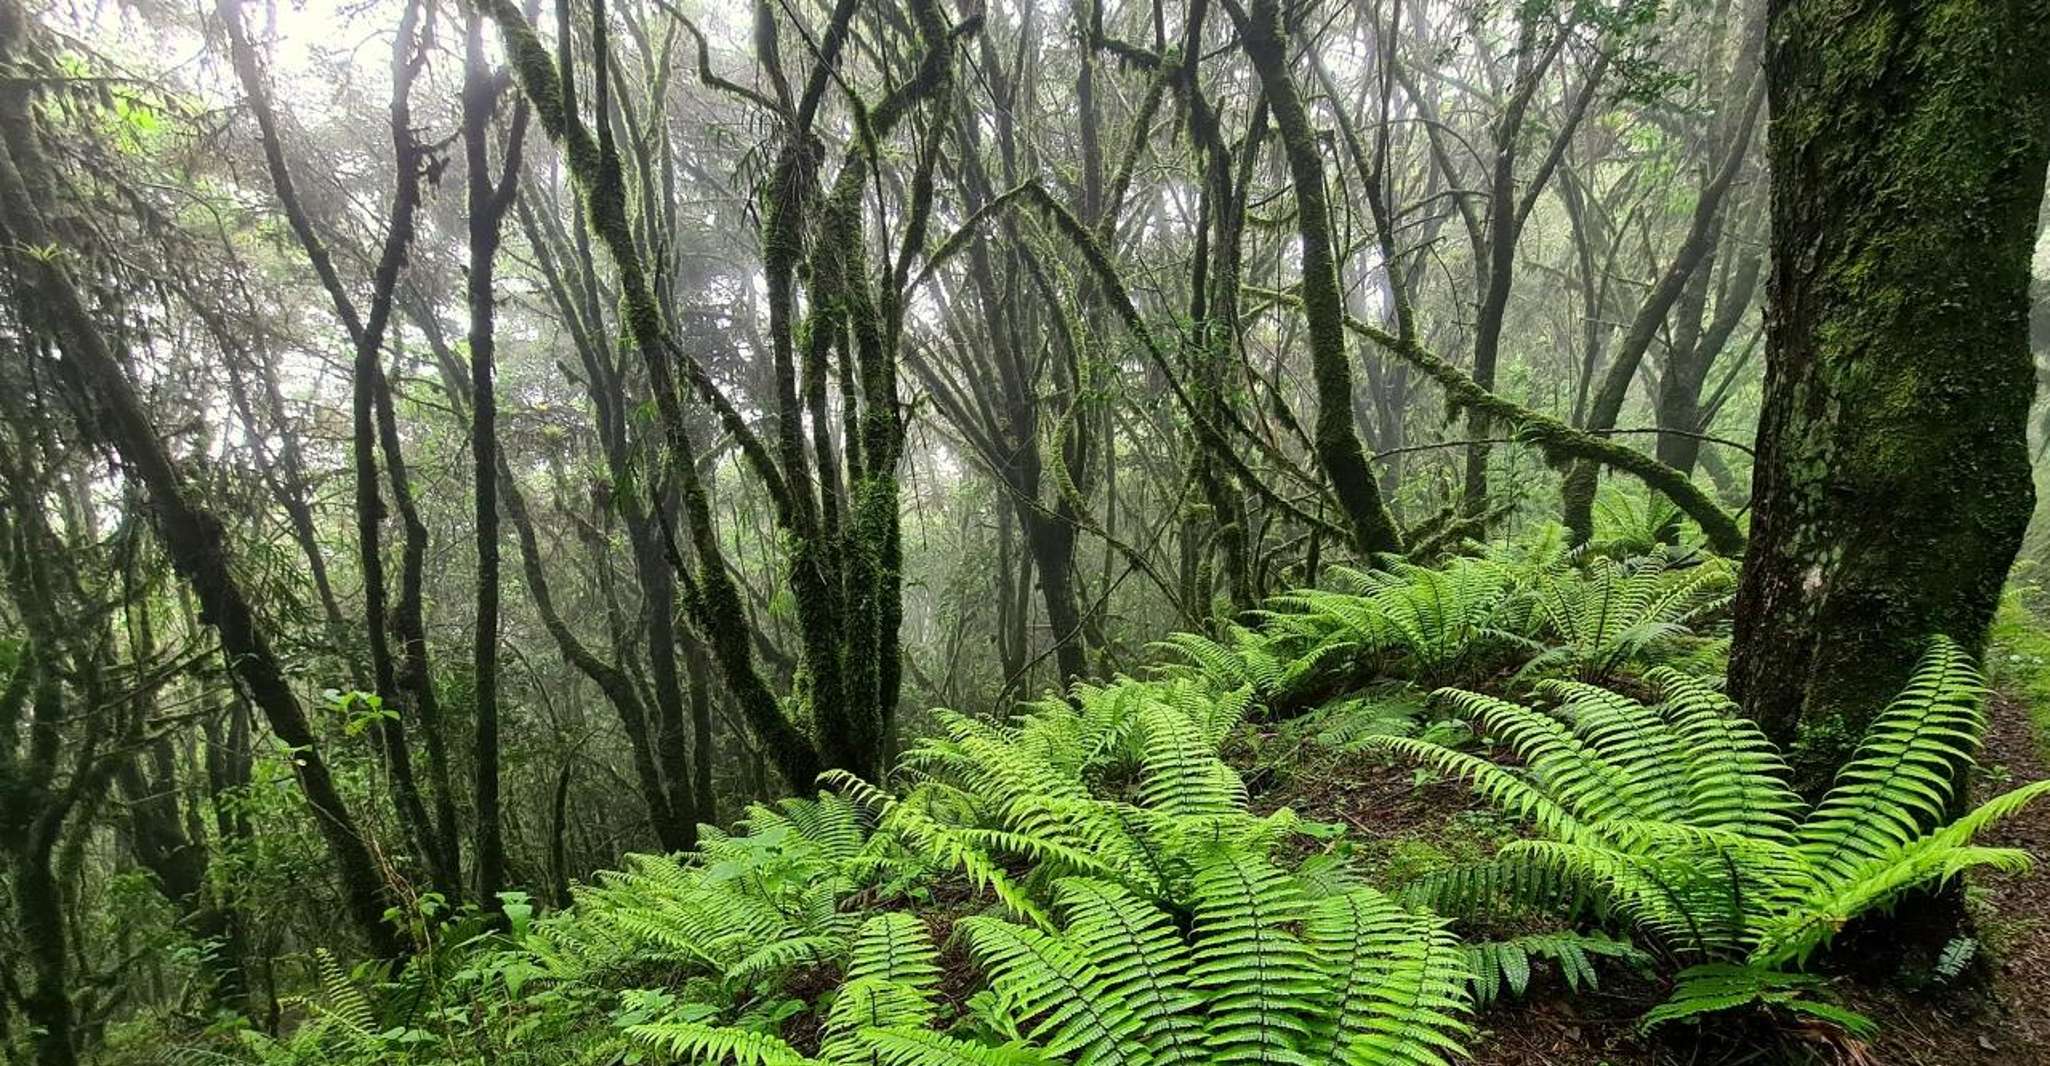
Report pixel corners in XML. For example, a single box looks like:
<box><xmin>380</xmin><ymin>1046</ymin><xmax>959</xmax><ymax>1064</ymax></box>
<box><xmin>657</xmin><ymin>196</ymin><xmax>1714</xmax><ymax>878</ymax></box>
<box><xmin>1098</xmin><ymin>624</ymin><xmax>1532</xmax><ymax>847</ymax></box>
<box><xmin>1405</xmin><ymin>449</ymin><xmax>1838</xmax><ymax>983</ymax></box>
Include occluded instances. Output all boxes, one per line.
<box><xmin>2</xmin><ymin>0</ymin><xmax>2049</xmax><ymax>1061</ymax></box>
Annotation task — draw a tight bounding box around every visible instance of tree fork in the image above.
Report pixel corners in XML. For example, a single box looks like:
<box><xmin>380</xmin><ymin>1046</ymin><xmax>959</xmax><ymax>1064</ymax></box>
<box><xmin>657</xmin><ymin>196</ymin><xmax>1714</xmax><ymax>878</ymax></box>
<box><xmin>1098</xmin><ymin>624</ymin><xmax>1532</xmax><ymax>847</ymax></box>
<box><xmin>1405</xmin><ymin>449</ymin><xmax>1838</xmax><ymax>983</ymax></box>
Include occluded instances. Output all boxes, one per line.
<box><xmin>1268</xmin><ymin>290</ymin><xmax>1749</xmax><ymax>556</ymax></box>
<box><xmin>483</xmin><ymin>0</ymin><xmax>822</xmax><ymax>790</ymax></box>
<box><xmin>0</xmin><ymin>51</ymin><xmax>403</xmax><ymax>957</ymax></box>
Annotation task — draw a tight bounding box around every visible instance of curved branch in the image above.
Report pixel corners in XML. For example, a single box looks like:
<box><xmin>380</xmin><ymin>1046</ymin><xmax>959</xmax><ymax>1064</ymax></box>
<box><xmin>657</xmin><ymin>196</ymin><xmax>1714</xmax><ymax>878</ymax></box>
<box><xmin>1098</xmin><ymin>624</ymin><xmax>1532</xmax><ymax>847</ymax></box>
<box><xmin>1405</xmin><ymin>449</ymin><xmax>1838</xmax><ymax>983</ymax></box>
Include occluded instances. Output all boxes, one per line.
<box><xmin>916</xmin><ymin>181</ymin><xmax>1354</xmax><ymax>545</ymax></box>
<box><xmin>1277</xmin><ymin>291</ymin><xmax>1747</xmax><ymax>555</ymax></box>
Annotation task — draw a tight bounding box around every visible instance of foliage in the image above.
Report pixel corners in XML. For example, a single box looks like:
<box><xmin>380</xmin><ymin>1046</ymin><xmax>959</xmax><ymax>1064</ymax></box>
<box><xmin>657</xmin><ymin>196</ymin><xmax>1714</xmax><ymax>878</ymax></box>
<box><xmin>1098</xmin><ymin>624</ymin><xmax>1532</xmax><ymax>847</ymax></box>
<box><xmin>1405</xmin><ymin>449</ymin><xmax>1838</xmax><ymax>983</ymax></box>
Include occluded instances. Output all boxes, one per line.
<box><xmin>1162</xmin><ymin>549</ymin><xmax>1735</xmax><ymax>706</ymax></box>
<box><xmin>1368</xmin><ymin>639</ymin><xmax>2050</xmax><ymax>1034</ymax></box>
<box><xmin>1259</xmin><ymin>557</ymin><xmax>1540</xmax><ymax>686</ymax></box>
<box><xmin>1518</xmin><ymin>549</ymin><xmax>1735</xmax><ymax>683</ymax></box>
<box><xmin>179</xmin><ymin>669</ymin><xmax>1480</xmax><ymax>1066</ymax></box>
<box><xmin>615</xmin><ymin>672</ymin><xmax>1475</xmax><ymax>1065</ymax></box>
<box><xmin>1461</xmin><ymin>931</ymin><xmax>1649</xmax><ymax>1007</ymax></box>
<box><xmin>1584</xmin><ymin>484</ymin><xmax>1687</xmax><ymax>561</ymax></box>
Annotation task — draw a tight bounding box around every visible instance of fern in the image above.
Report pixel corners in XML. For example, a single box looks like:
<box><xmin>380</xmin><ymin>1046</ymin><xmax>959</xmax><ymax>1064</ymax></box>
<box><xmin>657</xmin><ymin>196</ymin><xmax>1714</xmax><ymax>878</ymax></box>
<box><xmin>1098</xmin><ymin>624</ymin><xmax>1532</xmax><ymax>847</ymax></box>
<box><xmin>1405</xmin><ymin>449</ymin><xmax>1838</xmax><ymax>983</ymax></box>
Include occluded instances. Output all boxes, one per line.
<box><xmin>1051</xmin><ymin>878</ymin><xmax>1207</xmax><ymax>1065</ymax></box>
<box><xmin>311</xmin><ymin>948</ymin><xmax>375</xmax><ymax>1034</ymax></box>
<box><xmin>1259</xmin><ymin>557</ymin><xmax>1538</xmax><ymax>687</ymax></box>
<box><xmin>1639</xmin><ymin>964</ymin><xmax>1874</xmax><ymax>1038</ymax></box>
<box><xmin>1585</xmin><ymin>484</ymin><xmax>1687</xmax><ymax>560</ymax></box>
<box><xmin>1303</xmin><ymin>888</ymin><xmax>1472</xmax><ymax>1065</ymax></box>
<box><xmin>1460</xmin><ymin>931</ymin><xmax>1648</xmax><ymax>1006</ymax></box>
<box><xmin>626</xmin><ymin>1021</ymin><xmax>819</xmax><ymax>1065</ymax></box>
<box><xmin>856</xmin><ymin>1029</ymin><xmax>1060</xmax><ymax>1066</ymax></box>
<box><xmin>1932</xmin><ymin>936</ymin><xmax>1978</xmax><ymax>985</ymax></box>
<box><xmin>1520</xmin><ymin>550</ymin><xmax>1734</xmax><ymax>683</ymax></box>
<box><xmin>1187</xmin><ymin>847</ymin><xmax>1324</xmax><ymax>1062</ymax></box>
<box><xmin>307</xmin><ymin>629</ymin><xmax>1490</xmax><ymax>1066</ymax></box>
<box><xmin>1368</xmin><ymin>637</ymin><xmax>2050</xmax><ymax>1034</ymax></box>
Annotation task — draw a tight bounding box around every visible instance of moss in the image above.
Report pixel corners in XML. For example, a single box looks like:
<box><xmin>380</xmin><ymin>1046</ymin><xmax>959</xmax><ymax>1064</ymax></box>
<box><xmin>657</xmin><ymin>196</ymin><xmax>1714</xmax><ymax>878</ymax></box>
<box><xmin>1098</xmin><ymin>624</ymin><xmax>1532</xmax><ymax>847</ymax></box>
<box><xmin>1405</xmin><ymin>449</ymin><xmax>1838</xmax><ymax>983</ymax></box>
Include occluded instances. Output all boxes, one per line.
<box><xmin>1731</xmin><ymin>0</ymin><xmax>2047</xmax><ymax>758</ymax></box>
<box><xmin>1249</xmin><ymin>286</ymin><xmax>1748</xmax><ymax>556</ymax></box>
<box><xmin>486</xmin><ymin>0</ymin><xmax>825</xmax><ymax>789</ymax></box>
<box><xmin>1987</xmin><ymin>593</ymin><xmax>2050</xmax><ymax>755</ymax></box>
<box><xmin>1234</xmin><ymin>0</ymin><xmax>1403</xmax><ymax>556</ymax></box>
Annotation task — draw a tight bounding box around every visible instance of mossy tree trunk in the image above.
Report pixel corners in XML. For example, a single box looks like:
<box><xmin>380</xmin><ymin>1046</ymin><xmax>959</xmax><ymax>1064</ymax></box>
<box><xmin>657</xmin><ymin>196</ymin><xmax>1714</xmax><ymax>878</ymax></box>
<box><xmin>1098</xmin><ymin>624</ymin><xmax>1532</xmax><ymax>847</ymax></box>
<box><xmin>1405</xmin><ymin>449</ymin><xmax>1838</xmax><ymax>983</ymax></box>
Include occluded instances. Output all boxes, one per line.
<box><xmin>462</xmin><ymin>3</ymin><xmax>527</xmax><ymax>905</ymax></box>
<box><xmin>1231</xmin><ymin>0</ymin><xmax>1403</xmax><ymax>557</ymax></box>
<box><xmin>0</xmin><ymin>4</ymin><xmax>403</xmax><ymax>957</ymax></box>
<box><xmin>219</xmin><ymin>0</ymin><xmax>461</xmax><ymax>901</ymax></box>
<box><xmin>487</xmin><ymin>0</ymin><xmax>963</xmax><ymax>788</ymax></box>
<box><xmin>1729</xmin><ymin>0</ymin><xmax>2050</xmax><ymax>778</ymax></box>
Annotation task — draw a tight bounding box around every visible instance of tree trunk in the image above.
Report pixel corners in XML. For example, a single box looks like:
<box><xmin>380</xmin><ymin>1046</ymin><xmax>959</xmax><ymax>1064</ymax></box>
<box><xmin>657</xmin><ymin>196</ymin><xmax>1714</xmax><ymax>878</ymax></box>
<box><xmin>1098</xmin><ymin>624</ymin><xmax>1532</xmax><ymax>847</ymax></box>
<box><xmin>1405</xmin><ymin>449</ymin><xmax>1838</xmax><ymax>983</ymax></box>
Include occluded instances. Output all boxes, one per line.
<box><xmin>1233</xmin><ymin>0</ymin><xmax>1402</xmax><ymax>556</ymax></box>
<box><xmin>464</xmin><ymin>4</ymin><xmax>526</xmax><ymax>906</ymax></box>
<box><xmin>1560</xmin><ymin>74</ymin><xmax>1763</xmax><ymax>544</ymax></box>
<box><xmin>1729</xmin><ymin>0</ymin><xmax>2050</xmax><ymax>780</ymax></box>
<box><xmin>490</xmin><ymin>201</ymin><xmax>698</xmax><ymax>851</ymax></box>
<box><xmin>1022</xmin><ymin>509</ymin><xmax>1089</xmax><ymax>685</ymax></box>
<box><xmin>118</xmin><ymin>741</ymin><xmax>246</xmax><ymax>1007</ymax></box>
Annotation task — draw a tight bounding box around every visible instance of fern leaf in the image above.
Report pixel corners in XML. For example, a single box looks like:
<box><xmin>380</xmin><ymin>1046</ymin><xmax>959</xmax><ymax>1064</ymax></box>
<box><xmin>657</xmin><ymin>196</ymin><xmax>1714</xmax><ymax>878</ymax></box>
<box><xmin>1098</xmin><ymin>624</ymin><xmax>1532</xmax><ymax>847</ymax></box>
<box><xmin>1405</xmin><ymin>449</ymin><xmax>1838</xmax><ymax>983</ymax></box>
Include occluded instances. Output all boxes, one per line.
<box><xmin>1303</xmin><ymin>888</ymin><xmax>1472</xmax><ymax>1065</ymax></box>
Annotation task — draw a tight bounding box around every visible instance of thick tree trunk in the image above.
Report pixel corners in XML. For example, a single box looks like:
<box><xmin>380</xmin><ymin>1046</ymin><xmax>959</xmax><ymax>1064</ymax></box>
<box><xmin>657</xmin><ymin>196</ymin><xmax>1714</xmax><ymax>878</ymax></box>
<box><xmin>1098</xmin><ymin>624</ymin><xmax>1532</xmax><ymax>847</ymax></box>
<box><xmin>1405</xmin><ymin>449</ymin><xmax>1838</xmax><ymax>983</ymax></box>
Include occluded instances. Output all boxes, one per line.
<box><xmin>1729</xmin><ymin>0</ymin><xmax>2050</xmax><ymax>779</ymax></box>
<box><xmin>1022</xmin><ymin>509</ymin><xmax>1089</xmax><ymax>685</ymax></box>
<box><xmin>10</xmin><ymin>848</ymin><xmax>71</xmax><ymax>1066</ymax></box>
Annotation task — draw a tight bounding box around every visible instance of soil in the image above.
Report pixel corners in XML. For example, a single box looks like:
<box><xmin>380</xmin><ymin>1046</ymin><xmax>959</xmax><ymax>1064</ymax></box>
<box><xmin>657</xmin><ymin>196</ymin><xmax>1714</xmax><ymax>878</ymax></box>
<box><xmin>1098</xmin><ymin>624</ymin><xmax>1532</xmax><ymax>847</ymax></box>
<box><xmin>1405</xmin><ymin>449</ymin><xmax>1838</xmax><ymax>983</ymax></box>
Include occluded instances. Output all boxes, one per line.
<box><xmin>1244</xmin><ymin>691</ymin><xmax>2050</xmax><ymax>1066</ymax></box>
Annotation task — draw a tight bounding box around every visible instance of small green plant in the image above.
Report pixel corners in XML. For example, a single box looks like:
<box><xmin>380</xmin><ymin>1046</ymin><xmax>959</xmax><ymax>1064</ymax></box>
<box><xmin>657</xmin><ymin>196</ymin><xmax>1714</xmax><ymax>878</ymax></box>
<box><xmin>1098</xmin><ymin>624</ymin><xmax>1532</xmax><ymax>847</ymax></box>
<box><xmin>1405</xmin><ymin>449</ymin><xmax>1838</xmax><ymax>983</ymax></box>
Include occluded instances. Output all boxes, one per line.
<box><xmin>1275</xmin><ymin>558</ymin><xmax>1540</xmax><ymax>684</ymax></box>
<box><xmin>1462</xmin><ymin>931</ymin><xmax>1649</xmax><ymax>1006</ymax></box>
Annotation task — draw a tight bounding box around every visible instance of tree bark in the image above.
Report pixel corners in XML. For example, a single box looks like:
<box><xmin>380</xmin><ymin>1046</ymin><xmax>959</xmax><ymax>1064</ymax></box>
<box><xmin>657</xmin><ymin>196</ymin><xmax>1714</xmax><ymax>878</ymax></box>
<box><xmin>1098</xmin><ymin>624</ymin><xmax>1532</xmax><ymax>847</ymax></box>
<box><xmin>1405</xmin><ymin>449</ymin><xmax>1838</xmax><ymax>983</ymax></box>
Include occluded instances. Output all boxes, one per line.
<box><xmin>217</xmin><ymin>0</ymin><xmax>460</xmax><ymax>901</ymax></box>
<box><xmin>1729</xmin><ymin>0</ymin><xmax>2050</xmax><ymax>780</ymax></box>
<box><xmin>1559</xmin><ymin>75</ymin><xmax>1765</xmax><ymax>543</ymax></box>
<box><xmin>463</xmin><ymin>3</ymin><xmax>527</xmax><ymax>906</ymax></box>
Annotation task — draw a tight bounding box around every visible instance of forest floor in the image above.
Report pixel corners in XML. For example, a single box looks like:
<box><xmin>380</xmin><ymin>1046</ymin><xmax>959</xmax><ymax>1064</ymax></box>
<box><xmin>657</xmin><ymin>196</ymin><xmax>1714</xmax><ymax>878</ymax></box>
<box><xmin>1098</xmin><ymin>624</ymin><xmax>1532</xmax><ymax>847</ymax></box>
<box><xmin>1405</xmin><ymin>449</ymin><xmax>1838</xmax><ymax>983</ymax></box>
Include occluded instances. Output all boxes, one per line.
<box><xmin>1241</xmin><ymin>642</ymin><xmax>2050</xmax><ymax>1065</ymax></box>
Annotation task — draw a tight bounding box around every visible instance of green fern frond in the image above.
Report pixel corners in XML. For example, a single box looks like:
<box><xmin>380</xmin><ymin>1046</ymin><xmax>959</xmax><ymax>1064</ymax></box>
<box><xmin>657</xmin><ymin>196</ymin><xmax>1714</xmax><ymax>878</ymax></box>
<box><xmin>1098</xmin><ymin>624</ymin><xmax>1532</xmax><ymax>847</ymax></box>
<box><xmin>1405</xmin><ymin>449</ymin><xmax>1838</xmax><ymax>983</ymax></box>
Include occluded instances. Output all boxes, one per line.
<box><xmin>823</xmin><ymin>978</ymin><xmax>936</xmax><ymax>1050</ymax></box>
<box><xmin>1187</xmin><ymin>847</ymin><xmax>1323</xmax><ymax>1063</ymax></box>
<box><xmin>626</xmin><ymin>1020</ymin><xmax>820</xmax><ymax>1065</ymax></box>
<box><xmin>730</xmin><ymin>935</ymin><xmax>845</xmax><ymax>985</ymax></box>
<box><xmin>1461</xmin><ymin>931</ymin><xmax>1646</xmax><ymax>1006</ymax></box>
<box><xmin>1304</xmin><ymin>888</ymin><xmax>1472</xmax><ymax>1065</ymax></box>
<box><xmin>1639</xmin><ymin>963</ymin><xmax>1873</xmax><ymax>1038</ymax></box>
<box><xmin>1438</xmin><ymin>687</ymin><xmax>1651</xmax><ymax>823</ymax></box>
<box><xmin>1361</xmin><ymin>733</ymin><xmax>1584</xmax><ymax>840</ymax></box>
<box><xmin>1800</xmin><ymin>637</ymin><xmax>1988</xmax><ymax>888</ymax></box>
<box><xmin>847</xmin><ymin>912</ymin><xmax>940</xmax><ymax>990</ymax></box>
<box><xmin>309</xmin><ymin>948</ymin><xmax>375</xmax><ymax>1033</ymax></box>
<box><xmin>1052</xmin><ymin>878</ymin><xmax>1207</xmax><ymax>1064</ymax></box>
<box><xmin>959</xmin><ymin>916</ymin><xmax>1149</xmax><ymax>1065</ymax></box>
<box><xmin>1136</xmin><ymin>698</ymin><xmax>1248</xmax><ymax>817</ymax></box>
<box><xmin>855</xmin><ymin>1028</ymin><xmax>1059</xmax><ymax>1066</ymax></box>
<box><xmin>1644</xmin><ymin>668</ymin><xmax>1801</xmax><ymax>839</ymax></box>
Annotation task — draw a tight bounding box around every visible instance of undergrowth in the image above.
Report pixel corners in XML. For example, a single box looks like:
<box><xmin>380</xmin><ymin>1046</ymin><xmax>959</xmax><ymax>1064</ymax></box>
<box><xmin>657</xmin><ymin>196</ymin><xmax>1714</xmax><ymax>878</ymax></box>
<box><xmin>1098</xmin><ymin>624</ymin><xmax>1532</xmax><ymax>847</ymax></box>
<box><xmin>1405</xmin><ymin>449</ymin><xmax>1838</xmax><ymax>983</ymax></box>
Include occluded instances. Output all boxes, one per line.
<box><xmin>158</xmin><ymin>541</ymin><xmax>2050</xmax><ymax>1066</ymax></box>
